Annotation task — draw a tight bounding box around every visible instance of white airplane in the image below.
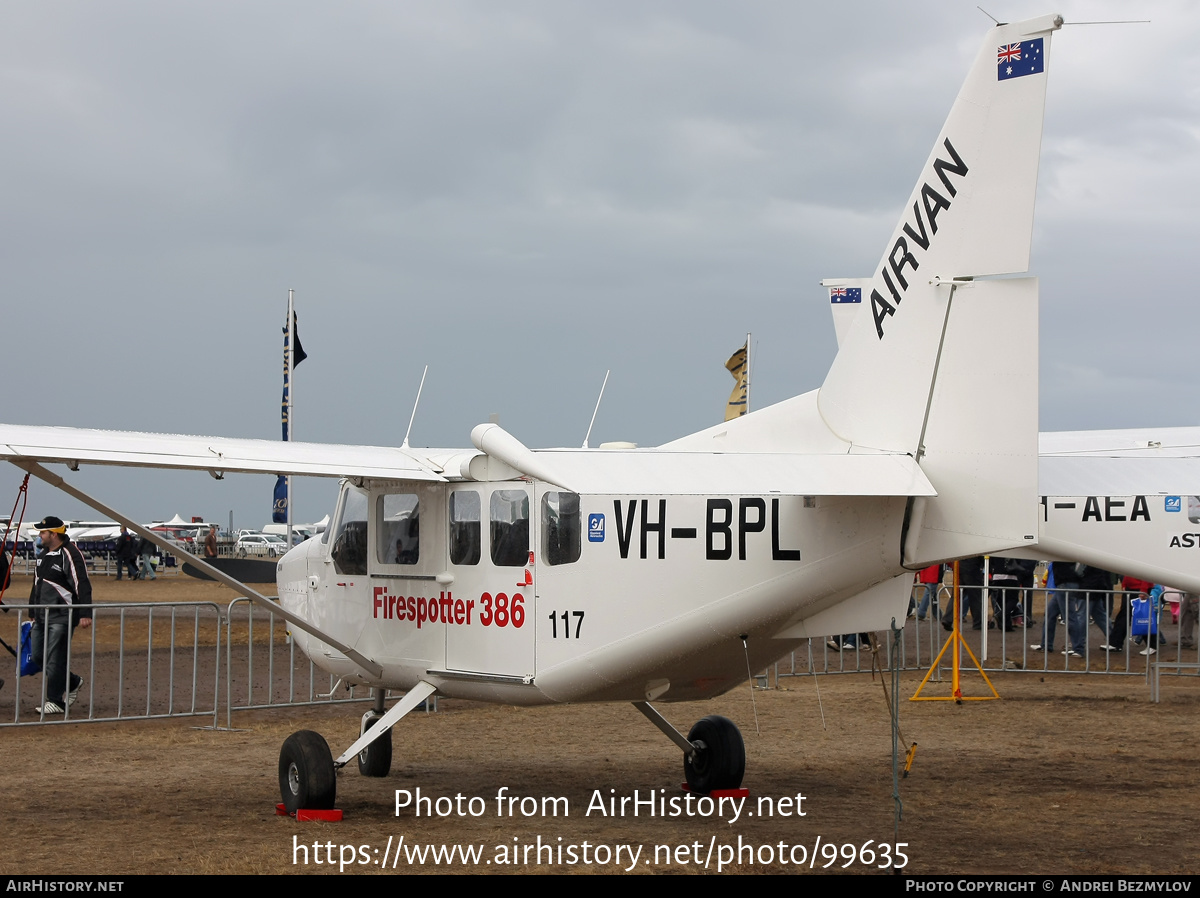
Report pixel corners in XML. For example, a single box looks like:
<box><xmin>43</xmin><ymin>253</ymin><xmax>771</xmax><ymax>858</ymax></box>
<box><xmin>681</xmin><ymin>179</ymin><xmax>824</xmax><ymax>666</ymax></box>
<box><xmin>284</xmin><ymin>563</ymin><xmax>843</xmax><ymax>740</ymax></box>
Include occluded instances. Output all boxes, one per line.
<box><xmin>6</xmin><ymin>13</ymin><xmax>1180</xmax><ymax>812</ymax></box>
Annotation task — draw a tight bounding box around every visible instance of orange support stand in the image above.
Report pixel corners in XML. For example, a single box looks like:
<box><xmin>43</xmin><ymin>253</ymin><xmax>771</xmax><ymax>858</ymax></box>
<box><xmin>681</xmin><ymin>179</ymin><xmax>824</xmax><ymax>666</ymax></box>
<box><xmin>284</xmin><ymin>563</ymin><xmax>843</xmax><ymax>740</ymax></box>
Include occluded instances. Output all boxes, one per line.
<box><xmin>910</xmin><ymin>560</ymin><xmax>1000</xmax><ymax>703</ymax></box>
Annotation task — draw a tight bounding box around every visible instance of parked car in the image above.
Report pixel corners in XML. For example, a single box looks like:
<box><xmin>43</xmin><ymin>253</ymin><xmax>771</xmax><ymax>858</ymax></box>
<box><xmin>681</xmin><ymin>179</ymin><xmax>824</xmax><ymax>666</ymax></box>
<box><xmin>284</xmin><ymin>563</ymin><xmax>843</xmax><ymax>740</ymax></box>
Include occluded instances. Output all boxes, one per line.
<box><xmin>235</xmin><ymin>533</ymin><xmax>288</xmax><ymax>558</ymax></box>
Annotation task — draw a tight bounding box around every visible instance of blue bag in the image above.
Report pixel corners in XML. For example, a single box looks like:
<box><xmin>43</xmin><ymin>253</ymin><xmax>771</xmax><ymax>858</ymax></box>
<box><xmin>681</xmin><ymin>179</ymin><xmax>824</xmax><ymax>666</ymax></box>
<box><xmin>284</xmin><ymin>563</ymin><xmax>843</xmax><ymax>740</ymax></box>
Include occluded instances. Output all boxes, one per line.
<box><xmin>19</xmin><ymin>620</ymin><xmax>41</xmax><ymax>676</ymax></box>
<box><xmin>1131</xmin><ymin>596</ymin><xmax>1158</xmax><ymax>637</ymax></box>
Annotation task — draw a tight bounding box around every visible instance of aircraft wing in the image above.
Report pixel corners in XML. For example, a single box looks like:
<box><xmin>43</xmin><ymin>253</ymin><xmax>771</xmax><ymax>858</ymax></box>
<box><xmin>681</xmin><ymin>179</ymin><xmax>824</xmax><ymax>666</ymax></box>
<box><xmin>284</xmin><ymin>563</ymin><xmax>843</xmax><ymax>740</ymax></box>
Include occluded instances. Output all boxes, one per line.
<box><xmin>0</xmin><ymin>423</ymin><xmax>447</xmax><ymax>481</ymax></box>
<box><xmin>1040</xmin><ymin>427</ymin><xmax>1200</xmax><ymax>458</ymax></box>
<box><xmin>1040</xmin><ymin>427</ymin><xmax>1200</xmax><ymax>495</ymax></box>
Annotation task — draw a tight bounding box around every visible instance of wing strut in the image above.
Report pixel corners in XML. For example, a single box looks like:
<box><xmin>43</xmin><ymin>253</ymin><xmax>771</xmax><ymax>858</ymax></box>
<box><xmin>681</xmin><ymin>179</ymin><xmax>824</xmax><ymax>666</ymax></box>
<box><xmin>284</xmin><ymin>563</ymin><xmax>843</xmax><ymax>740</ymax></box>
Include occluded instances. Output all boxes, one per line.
<box><xmin>12</xmin><ymin>460</ymin><xmax>384</xmax><ymax>680</ymax></box>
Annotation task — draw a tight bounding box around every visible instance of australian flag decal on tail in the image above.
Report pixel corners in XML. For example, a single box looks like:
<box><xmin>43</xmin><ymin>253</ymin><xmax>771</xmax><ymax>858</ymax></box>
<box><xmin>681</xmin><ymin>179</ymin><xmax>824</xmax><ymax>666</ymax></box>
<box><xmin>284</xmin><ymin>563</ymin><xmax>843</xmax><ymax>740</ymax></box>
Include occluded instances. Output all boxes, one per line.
<box><xmin>997</xmin><ymin>38</ymin><xmax>1044</xmax><ymax>80</ymax></box>
<box><xmin>829</xmin><ymin>287</ymin><xmax>862</xmax><ymax>304</ymax></box>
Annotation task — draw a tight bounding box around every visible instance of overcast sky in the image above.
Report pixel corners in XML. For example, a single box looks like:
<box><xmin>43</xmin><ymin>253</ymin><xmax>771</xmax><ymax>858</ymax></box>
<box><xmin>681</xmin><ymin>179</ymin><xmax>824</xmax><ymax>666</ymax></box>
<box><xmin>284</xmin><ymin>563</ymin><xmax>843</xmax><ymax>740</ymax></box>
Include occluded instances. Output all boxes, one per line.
<box><xmin>2</xmin><ymin>1</ymin><xmax>1197</xmax><ymax>528</ymax></box>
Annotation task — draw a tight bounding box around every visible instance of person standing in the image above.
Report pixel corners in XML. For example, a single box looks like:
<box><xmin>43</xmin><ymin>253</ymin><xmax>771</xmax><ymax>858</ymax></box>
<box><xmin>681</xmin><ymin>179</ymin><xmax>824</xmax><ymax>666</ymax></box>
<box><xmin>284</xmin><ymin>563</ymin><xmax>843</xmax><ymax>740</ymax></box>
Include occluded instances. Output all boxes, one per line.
<box><xmin>1033</xmin><ymin>562</ymin><xmax>1086</xmax><ymax>656</ymax></box>
<box><xmin>136</xmin><ymin>535</ymin><xmax>157</xmax><ymax>580</ymax></box>
<box><xmin>114</xmin><ymin>525</ymin><xmax>139</xmax><ymax>581</ymax></box>
<box><xmin>1179</xmin><ymin>591</ymin><xmax>1198</xmax><ymax>651</ymax></box>
<box><xmin>29</xmin><ymin>516</ymin><xmax>92</xmax><ymax>714</ymax></box>
<box><xmin>916</xmin><ymin>563</ymin><xmax>941</xmax><ymax>621</ymax></box>
<box><xmin>204</xmin><ymin>526</ymin><xmax>218</xmax><ymax>559</ymax></box>
<box><xmin>1110</xmin><ymin>575</ymin><xmax>1152</xmax><ymax>651</ymax></box>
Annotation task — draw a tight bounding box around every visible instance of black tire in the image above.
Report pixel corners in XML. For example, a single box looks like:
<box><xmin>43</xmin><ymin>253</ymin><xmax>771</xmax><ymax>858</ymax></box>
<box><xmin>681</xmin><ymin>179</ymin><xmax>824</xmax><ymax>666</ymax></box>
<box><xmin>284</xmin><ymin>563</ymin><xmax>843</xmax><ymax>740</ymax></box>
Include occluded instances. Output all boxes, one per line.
<box><xmin>279</xmin><ymin>730</ymin><xmax>337</xmax><ymax>813</ymax></box>
<box><xmin>268</xmin><ymin>548</ymin><xmax>277</xmax><ymax>558</ymax></box>
<box><xmin>237</xmin><ymin>549</ymin><xmax>246</xmax><ymax>558</ymax></box>
<box><xmin>357</xmin><ymin>713</ymin><xmax>393</xmax><ymax>778</ymax></box>
<box><xmin>684</xmin><ymin>715</ymin><xmax>745</xmax><ymax>794</ymax></box>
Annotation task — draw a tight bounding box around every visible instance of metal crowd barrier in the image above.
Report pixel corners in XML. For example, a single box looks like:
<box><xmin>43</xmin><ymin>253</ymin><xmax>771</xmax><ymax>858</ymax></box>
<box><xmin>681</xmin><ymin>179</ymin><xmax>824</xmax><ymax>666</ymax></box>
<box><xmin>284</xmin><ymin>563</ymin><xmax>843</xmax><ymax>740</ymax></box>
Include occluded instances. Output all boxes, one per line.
<box><xmin>1</xmin><ymin>601</ymin><xmax>222</xmax><ymax>727</ymax></box>
<box><xmin>2</xmin><ymin>541</ymin><xmax>182</xmax><ymax>578</ymax></box>
<box><xmin>774</xmin><ymin>585</ymin><xmax>1198</xmax><ymax>688</ymax></box>
<box><xmin>221</xmin><ymin>597</ymin><xmax>386</xmax><ymax>729</ymax></box>
<box><xmin>1</xmin><ymin>596</ymin><xmax>403</xmax><ymax>729</ymax></box>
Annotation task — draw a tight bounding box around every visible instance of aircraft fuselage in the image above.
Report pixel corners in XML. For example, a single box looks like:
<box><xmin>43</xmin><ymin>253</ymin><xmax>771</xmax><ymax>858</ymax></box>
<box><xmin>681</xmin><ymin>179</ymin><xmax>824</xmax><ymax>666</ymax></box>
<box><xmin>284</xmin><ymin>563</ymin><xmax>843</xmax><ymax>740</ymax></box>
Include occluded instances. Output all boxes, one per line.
<box><xmin>277</xmin><ymin>479</ymin><xmax>910</xmax><ymax>705</ymax></box>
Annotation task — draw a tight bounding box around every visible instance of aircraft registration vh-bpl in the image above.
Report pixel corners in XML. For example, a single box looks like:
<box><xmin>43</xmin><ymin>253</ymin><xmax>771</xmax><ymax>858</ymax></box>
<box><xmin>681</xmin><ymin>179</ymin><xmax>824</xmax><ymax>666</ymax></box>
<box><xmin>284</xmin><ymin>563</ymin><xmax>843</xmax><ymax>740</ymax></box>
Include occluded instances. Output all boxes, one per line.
<box><xmin>3</xmin><ymin>13</ymin><xmax>1188</xmax><ymax>812</ymax></box>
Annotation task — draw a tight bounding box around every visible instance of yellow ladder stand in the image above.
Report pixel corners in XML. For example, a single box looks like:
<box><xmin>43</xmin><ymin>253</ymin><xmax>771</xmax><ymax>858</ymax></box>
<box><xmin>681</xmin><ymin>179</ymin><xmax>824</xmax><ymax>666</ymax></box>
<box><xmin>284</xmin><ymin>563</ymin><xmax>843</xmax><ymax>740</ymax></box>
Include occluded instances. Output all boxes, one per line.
<box><xmin>911</xmin><ymin>559</ymin><xmax>1000</xmax><ymax>703</ymax></box>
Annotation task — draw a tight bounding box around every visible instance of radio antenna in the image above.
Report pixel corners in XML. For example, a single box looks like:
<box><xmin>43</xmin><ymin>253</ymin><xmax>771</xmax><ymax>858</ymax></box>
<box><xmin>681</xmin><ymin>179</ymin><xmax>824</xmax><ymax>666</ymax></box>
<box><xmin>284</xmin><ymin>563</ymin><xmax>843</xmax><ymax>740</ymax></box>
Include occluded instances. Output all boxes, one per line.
<box><xmin>401</xmin><ymin>365</ymin><xmax>428</xmax><ymax>450</ymax></box>
<box><xmin>582</xmin><ymin>370</ymin><xmax>610</xmax><ymax>449</ymax></box>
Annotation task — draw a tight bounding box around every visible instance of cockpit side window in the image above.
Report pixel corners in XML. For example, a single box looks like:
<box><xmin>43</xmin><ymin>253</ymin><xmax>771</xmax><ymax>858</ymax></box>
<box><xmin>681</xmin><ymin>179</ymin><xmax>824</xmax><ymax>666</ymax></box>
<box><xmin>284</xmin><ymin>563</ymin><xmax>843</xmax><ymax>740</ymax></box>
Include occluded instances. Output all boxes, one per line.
<box><xmin>490</xmin><ymin>490</ymin><xmax>529</xmax><ymax>567</ymax></box>
<box><xmin>330</xmin><ymin>485</ymin><xmax>368</xmax><ymax>576</ymax></box>
<box><xmin>449</xmin><ymin>490</ymin><xmax>481</xmax><ymax>566</ymax></box>
<box><xmin>541</xmin><ymin>492</ymin><xmax>581</xmax><ymax>566</ymax></box>
<box><xmin>377</xmin><ymin>493</ymin><xmax>420</xmax><ymax>565</ymax></box>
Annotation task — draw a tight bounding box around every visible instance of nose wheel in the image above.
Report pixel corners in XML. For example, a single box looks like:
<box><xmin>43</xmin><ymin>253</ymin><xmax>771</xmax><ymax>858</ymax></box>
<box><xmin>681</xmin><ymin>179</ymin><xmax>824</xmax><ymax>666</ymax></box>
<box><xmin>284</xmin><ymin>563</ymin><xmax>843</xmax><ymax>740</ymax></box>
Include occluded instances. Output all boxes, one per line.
<box><xmin>279</xmin><ymin>730</ymin><xmax>337</xmax><ymax>813</ymax></box>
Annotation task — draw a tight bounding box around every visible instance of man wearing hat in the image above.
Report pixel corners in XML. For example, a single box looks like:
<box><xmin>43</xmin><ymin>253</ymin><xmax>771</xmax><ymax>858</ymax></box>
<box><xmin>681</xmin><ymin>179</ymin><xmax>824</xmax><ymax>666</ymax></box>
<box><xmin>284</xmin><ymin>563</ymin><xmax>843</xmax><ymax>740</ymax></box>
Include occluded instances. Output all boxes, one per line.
<box><xmin>29</xmin><ymin>516</ymin><xmax>92</xmax><ymax>714</ymax></box>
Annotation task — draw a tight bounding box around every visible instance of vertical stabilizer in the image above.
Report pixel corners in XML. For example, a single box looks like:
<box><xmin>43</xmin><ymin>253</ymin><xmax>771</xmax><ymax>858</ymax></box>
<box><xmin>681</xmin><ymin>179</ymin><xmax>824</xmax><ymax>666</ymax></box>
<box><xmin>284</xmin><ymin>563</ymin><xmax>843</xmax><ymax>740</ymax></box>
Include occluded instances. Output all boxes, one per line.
<box><xmin>818</xmin><ymin>14</ymin><xmax>1061</xmax><ymax>455</ymax></box>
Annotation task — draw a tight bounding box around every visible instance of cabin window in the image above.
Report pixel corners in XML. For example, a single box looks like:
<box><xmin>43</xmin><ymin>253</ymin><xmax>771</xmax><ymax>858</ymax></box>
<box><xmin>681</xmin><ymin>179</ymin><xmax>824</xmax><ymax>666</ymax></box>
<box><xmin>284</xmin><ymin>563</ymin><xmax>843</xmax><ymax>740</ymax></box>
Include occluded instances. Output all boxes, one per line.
<box><xmin>449</xmin><ymin>490</ymin><xmax>481</xmax><ymax>566</ymax></box>
<box><xmin>330</xmin><ymin>485</ymin><xmax>368</xmax><ymax>576</ymax></box>
<box><xmin>541</xmin><ymin>492</ymin><xmax>580</xmax><ymax>566</ymax></box>
<box><xmin>377</xmin><ymin>493</ymin><xmax>420</xmax><ymax>565</ymax></box>
<box><xmin>490</xmin><ymin>490</ymin><xmax>529</xmax><ymax>567</ymax></box>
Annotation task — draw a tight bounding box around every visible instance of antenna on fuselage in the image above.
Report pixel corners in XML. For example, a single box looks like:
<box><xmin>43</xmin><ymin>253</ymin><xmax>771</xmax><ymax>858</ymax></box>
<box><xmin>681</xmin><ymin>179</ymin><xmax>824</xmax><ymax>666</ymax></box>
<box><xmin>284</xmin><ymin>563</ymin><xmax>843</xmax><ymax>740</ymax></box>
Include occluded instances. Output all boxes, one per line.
<box><xmin>582</xmin><ymin>369</ymin><xmax>610</xmax><ymax>449</ymax></box>
<box><xmin>401</xmin><ymin>365</ymin><xmax>428</xmax><ymax>450</ymax></box>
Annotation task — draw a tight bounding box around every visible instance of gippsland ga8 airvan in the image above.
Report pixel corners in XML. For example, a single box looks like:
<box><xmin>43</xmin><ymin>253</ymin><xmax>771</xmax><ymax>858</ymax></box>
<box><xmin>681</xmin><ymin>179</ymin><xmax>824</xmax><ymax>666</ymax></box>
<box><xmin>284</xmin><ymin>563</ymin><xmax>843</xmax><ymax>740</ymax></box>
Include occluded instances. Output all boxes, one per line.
<box><xmin>5</xmin><ymin>13</ymin><xmax>1198</xmax><ymax>813</ymax></box>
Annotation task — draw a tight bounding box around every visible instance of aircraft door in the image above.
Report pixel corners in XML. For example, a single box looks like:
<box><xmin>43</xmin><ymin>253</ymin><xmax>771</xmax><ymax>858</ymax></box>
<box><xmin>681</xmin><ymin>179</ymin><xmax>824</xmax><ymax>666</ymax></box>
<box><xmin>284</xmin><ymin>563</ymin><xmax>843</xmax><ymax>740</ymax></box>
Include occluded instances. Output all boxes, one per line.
<box><xmin>368</xmin><ymin>482</ymin><xmax>448</xmax><ymax>667</ymax></box>
<box><xmin>306</xmin><ymin>482</ymin><xmax>371</xmax><ymax>659</ymax></box>
<box><xmin>443</xmin><ymin>485</ymin><xmax>535</xmax><ymax>679</ymax></box>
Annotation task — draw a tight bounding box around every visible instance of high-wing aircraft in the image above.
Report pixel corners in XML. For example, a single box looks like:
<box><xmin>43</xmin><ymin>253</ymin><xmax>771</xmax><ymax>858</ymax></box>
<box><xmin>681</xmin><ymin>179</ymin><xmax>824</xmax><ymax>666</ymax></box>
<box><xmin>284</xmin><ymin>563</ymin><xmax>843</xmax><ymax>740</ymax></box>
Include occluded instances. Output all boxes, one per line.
<box><xmin>2</xmin><ymin>13</ymin><xmax>1144</xmax><ymax>812</ymax></box>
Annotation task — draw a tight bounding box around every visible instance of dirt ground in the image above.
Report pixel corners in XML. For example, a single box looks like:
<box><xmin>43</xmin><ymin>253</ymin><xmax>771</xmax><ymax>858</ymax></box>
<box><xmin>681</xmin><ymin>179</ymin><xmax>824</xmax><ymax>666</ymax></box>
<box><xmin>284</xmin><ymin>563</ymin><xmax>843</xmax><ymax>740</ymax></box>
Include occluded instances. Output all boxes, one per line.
<box><xmin>1</xmin><ymin>575</ymin><xmax>1197</xmax><ymax>875</ymax></box>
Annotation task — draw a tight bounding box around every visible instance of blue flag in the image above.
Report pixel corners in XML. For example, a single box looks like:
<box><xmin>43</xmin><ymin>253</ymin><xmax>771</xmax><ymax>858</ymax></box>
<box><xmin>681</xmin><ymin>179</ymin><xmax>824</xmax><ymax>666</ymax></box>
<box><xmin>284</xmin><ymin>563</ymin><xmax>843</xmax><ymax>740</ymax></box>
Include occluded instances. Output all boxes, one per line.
<box><xmin>273</xmin><ymin>475</ymin><xmax>288</xmax><ymax>524</ymax></box>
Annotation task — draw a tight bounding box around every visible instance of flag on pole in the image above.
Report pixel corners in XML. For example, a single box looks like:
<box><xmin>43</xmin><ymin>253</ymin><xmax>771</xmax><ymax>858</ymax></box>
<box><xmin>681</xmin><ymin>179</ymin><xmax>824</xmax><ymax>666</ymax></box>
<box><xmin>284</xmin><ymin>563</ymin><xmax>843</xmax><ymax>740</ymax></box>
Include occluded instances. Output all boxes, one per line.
<box><xmin>272</xmin><ymin>475</ymin><xmax>288</xmax><ymax>525</ymax></box>
<box><xmin>275</xmin><ymin>309</ymin><xmax>308</xmax><ymax>523</ymax></box>
<box><xmin>280</xmin><ymin>312</ymin><xmax>307</xmax><ymax>441</ymax></box>
<box><xmin>724</xmin><ymin>341</ymin><xmax>748</xmax><ymax>421</ymax></box>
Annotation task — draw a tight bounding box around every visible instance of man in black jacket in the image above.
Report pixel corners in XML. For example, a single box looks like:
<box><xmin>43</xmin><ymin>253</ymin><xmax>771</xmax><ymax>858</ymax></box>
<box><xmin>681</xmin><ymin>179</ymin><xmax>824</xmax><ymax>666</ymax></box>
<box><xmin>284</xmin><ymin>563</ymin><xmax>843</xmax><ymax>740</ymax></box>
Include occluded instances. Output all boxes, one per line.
<box><xmin>114</xmin><ymin>525</ymin><xmax>139</xmax><ymax>580</ymax></box>
<box><xmin>29</xmin><ymin>516</ymin><xmax>92</xmax><ymax>714</ymax></box>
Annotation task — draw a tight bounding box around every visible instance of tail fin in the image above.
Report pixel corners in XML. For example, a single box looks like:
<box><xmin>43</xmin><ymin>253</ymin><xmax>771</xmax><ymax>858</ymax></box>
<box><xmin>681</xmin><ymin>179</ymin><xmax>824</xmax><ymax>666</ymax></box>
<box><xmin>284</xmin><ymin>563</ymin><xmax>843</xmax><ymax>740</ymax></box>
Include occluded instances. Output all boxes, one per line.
<box><xmin>818</xmin><ymin>14</ymin><xmax>1061</xmax><ymax>454</ymax></box>
<box><xmin>820</xmin><ymin>15</ymin><xmax>1061</xmax><ymax>564</ymax></box>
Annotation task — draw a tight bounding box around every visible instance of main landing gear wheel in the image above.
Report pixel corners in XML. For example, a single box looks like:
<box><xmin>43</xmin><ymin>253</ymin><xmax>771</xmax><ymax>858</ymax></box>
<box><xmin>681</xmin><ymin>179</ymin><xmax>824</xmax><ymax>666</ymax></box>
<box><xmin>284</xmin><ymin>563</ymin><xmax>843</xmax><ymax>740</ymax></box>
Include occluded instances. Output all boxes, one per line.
<box><xmin>279</xmin><ymin>730</ymin><xmax>337</xmax><ymax>813</ymax></box>
<box><xmin>684</xmin><ymin>715</ymin><xmax>745</xmax><ymax>794</ymax></box>
<box><xmin>357</xmin><ymin>711</ymin><xmax>393</xmax><ymax>778</ymax></box>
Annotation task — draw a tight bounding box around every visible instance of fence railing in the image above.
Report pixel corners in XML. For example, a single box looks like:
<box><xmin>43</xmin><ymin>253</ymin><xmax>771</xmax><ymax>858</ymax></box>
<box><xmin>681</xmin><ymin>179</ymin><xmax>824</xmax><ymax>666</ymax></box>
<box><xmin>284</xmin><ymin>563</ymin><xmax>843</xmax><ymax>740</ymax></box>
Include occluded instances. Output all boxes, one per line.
<box><xmin>2</xmin><ymin>601</ymin><xmax>222</xmax><ymax>726</ymax></box>
<box><xmin>774</xmin><ymin>585</ymin><xmax>1199</xmax><ymax>686</ymax></box>
<box><xmin>0</xmin><ymin>597</ymin><xmax>386</xmax><ymax>729</ymax></box>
